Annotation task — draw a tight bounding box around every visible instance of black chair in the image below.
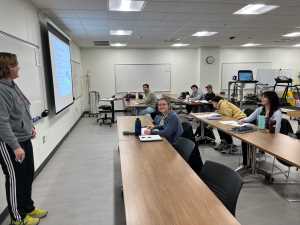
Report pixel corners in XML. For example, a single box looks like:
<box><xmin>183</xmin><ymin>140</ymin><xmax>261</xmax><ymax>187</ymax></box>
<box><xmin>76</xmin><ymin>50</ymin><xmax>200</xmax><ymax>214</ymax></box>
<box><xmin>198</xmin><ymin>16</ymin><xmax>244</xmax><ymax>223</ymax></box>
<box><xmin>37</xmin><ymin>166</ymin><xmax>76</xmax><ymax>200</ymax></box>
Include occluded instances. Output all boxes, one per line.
<box><xmin>97</xmin><ymin>97</ymin><xmax>113</xmax><ymax>127</ymax></box>
<box><xmin>200</xmin><ymin>161</ymin><xmax>243</xmax><ymax>216</ymax></box>
<box><xmin>174</xmin><ymin>137</ymin><xmax>195</xmax><ymax>162</ymax></box>
<box><xmin>180</xmin><ymin>121</ymin><xmax>203</xmax><ymax>174</ymax></box>
<box><xmin>150</xmin><ymin>103</ymin><xmax>159</xmax><ymax>120</ymax></box>
<box><xmin>243</xmin><ymin>108</ymin><xmax>255</xmax><ymax>117</ymax></box>
<box><xmin>271</xmin><ymin>118</ymin><xmax>296</xmax><ymax>180</ymax></box>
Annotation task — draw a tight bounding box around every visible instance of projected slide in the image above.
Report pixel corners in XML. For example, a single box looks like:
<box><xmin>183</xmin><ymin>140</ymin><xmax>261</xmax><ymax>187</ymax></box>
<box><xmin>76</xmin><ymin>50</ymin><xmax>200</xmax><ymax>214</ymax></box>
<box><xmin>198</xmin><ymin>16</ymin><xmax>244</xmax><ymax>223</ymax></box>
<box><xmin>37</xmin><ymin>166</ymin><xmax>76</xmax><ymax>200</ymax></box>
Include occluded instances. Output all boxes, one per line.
<box><xmin>48</xmin><ymin>30</ymin><xmax>73</xmax><ymax>113</ymax></box>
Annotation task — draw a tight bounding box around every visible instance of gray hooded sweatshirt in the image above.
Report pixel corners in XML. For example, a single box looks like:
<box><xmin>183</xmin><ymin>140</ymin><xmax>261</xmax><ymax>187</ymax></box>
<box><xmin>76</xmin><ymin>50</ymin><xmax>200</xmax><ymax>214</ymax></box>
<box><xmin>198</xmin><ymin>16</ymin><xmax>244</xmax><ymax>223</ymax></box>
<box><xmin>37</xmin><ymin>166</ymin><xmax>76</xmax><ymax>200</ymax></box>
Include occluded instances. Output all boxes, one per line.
<box><xmin>0</xmin><ymin>79</ymin><xmax>33</xmax><ymax>150</ymax></box>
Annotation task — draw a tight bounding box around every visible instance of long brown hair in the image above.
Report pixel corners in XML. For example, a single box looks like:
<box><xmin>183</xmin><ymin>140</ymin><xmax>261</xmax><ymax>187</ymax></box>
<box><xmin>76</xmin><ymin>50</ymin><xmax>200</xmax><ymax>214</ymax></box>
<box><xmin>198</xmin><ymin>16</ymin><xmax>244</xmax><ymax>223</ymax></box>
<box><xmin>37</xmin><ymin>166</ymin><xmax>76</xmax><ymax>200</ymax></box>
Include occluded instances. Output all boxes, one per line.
<box><xmin>0</xmin><ymin>52</ymin><xmax>18</xmax><ymax>79</ymax></box>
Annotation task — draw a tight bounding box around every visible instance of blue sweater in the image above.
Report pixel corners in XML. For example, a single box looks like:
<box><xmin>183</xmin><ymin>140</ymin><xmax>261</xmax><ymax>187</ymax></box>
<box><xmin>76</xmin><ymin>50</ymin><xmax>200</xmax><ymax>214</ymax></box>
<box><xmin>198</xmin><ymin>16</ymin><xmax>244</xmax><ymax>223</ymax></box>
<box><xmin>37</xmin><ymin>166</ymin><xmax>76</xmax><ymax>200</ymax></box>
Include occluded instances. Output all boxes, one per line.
<box><xmin>152</xmin><ymin>111</ymin><xmax>183</xmax><ymax>144</ymax></box>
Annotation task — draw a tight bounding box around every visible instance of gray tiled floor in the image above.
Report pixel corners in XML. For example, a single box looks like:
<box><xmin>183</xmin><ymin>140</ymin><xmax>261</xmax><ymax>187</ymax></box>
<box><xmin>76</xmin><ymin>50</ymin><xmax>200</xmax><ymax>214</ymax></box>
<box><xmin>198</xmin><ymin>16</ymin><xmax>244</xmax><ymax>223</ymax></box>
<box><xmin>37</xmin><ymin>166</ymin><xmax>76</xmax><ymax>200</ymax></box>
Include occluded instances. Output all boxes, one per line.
<box><xmin>2</xmin><ymin>116</ymin><xmax>300</xmax><ymax>225</ymax></box>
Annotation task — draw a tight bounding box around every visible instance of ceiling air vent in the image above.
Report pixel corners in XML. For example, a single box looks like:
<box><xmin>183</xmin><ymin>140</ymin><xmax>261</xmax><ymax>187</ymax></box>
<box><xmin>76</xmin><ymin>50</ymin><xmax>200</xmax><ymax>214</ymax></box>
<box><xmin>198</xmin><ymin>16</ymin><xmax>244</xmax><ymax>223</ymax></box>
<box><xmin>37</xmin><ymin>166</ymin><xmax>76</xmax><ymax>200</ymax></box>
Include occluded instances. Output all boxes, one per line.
<box><xmin>93</xmin><ymin>41</ymin><xmax>110</xmax><ymax>46</ymax></box>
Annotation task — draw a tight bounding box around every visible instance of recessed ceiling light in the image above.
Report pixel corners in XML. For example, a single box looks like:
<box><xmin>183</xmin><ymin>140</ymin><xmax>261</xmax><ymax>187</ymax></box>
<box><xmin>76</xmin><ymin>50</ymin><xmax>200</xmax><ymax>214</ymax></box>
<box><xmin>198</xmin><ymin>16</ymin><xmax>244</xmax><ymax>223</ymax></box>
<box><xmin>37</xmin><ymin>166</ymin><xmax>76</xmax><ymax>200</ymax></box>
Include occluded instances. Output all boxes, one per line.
<box><xmin>109</xmin><ymin>0</ymin><xmax>145</xmax><ymax>12</ymax></box>
<box><xmin>293</xmin><ymin>44</ymin><xmax>300</xmax><ymax>47</ymax></box>
<box><xmin>110</xmin><ymin>43</ymin><xmax>127</xmax><ymax>47</ymax></box>
<box><xmin>283</xmin><ymin>32</ymin><xmax>300</xmax><ymax>38</ymax></box>
<box><xmin>234</xmin><ymin>4</ymin><xmax>279</xmax><ymax>15</ymax></box>
<box><xmin>241</xmin><ymin>43</ymin><xmax>262</xmax><ymax>47</ymax></box>
<box><xmin>192</xmin><ymin>31</ymin><xmax>218</xmax><ymax>37</ymax></box>
<box><xmin>171</xmin><ymin>43</ymin><xmax>190</xmax><ymax>47</ymax></box>
<box><xmin>110</xmin><ymin>30</ymin><xmax>133</xmax><ymax>36</ymax></box>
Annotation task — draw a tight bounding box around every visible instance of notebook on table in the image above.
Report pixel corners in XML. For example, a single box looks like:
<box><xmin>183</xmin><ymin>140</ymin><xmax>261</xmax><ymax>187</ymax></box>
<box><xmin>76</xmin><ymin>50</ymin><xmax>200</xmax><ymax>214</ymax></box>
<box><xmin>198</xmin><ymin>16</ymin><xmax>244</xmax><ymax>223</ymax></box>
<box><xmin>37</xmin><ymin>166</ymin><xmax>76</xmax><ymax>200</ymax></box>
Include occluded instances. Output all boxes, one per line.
<box><xmin>139</xmin><ymin>135</ymin><xmax>162</xmax><ymax>142</ymax></box>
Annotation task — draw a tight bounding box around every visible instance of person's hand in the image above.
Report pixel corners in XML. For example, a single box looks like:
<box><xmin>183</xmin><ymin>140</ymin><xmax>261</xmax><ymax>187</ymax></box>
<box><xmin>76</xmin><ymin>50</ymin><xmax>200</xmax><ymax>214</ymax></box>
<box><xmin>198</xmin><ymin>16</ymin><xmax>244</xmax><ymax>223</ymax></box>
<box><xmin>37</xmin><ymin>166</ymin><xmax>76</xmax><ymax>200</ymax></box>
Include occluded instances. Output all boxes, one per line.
<box><xmin>14</xmin><ymin>147</ymin><xmax>25</xmax><ymax>162</ymax></box>
<box><xmin>239</xmin><ymin>119</ymin><xmax>245</xmax><ymax>124</ymax></box>
<box><xmin>147</xmin><ymin>125</ymin><xmax>154</xmax><ymax>129</ymax></box>
<box><xmin>32</xmin><ymin>128</ymin><xmax>37</xmax><ymax>139</ymax></box>
<box><xmin>144</xmin><ymin>129</ymin><xmax>152</xmax><ymax>135</ymax></box>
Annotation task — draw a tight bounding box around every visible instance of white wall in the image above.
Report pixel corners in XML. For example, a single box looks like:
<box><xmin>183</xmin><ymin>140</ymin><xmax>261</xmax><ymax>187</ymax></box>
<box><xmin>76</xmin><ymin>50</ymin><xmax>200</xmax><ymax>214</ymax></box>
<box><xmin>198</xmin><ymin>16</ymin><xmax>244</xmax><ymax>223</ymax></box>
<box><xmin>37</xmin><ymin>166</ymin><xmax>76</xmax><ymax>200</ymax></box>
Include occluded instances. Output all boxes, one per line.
<box><xmin>200</xmin><ymin>47</ymin><xmax>220</xmax><ymax>91</ymax></box>
<box><xmin>81</xmin><ymin>48</ymin><xmax>200</xmax><ymax>109</ymax></box>
<box><xmin>199</xmin><ymin>47</ymin><xmax>300</xmax><ymax>92</ymax></box>
<box><xmin>0</xmin><ymin>0</ymin><xmax>86</xmax><ymax>214</ymax></box>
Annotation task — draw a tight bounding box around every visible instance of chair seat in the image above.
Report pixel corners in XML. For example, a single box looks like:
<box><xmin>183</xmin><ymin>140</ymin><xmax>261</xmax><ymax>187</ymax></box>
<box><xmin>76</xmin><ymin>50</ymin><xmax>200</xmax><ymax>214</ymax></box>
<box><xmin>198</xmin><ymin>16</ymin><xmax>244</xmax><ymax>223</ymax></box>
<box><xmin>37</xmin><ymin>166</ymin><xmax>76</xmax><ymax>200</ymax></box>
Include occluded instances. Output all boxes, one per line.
<box><xmin>99</xmin><ymin>105</ymin><xmax>112</xmax><ymax>110</ymax></box>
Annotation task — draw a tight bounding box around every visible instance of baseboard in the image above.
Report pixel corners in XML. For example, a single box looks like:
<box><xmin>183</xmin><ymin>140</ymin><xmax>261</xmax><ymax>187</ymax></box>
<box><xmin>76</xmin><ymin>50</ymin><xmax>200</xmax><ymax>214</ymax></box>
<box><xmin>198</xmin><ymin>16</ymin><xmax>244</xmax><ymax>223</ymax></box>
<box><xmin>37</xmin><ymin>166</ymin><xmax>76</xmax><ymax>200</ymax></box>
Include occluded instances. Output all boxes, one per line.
<box><xmin>0</xmin><ymin>114</ymin><xmax>83</xmax><ymax>224</ymax></box>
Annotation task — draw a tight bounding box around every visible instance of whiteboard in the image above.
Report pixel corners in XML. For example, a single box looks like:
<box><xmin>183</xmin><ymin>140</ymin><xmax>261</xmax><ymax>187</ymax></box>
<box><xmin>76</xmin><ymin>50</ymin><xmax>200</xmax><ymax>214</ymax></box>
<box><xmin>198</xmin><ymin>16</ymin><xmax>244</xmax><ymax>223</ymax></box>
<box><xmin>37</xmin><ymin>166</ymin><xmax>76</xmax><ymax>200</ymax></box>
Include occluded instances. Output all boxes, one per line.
<box><xmin>115</xmin><ymin>64</ymin><xmax>171</xmax><ymax>93</ymax></box>
<box><xmin>221</xmin><ymin>62</ymin><xmax>272</xmax><ymax>89</ymax></box>
<box><xmin>257</xmin><ymin>69</ymin><xmax>293</xmax><ymax>86</ymax></box>
<box><xmin>71</xmin><ymin>60</ymin><xmax>82</xmax><ymax>99</ymax></box>
<box><xmin>0</xmin><ymin>31</ymin><xmax>45</xmax><ymax>117</ymax></box>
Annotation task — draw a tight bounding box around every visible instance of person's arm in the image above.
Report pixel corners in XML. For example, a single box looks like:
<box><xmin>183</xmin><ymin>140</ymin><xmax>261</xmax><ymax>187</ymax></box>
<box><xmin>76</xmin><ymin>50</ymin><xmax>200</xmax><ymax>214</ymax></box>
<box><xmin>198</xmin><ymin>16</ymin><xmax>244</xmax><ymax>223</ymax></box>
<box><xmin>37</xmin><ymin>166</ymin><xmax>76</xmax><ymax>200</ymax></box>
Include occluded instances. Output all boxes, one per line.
<box><xmin>0</xmin><ymin>94</ymin><xmax>20</xmax><ymax>150</ymax></box>
<box><xmin>190</xmin><ymin>91</ymin><xmax>202</xmax><ymax>101</ymax></box>
<box><xmin>273</xmin><ymin>110</ymin><xmax>282</xmax><ymax>133</ymax></box>
<box><xmin>242</xmin><ymin>108</ymin><xmax>260</xmax><ymax>123</ymax></box>
<box><xmin>152</xmin><ymin>114</ymin><xmax>178</xmax><ymax>138</ymax></box>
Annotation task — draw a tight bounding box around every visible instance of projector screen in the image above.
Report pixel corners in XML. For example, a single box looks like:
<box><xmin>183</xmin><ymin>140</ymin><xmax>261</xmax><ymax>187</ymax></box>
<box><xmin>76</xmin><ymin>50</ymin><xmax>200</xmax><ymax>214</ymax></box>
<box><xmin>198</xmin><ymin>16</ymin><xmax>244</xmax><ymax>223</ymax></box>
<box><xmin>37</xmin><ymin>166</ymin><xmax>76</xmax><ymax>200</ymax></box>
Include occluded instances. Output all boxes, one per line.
<box><xmin>47</xmin><ymin>24</ymin><xmax>73</xmax><ymax>113</ymax></box>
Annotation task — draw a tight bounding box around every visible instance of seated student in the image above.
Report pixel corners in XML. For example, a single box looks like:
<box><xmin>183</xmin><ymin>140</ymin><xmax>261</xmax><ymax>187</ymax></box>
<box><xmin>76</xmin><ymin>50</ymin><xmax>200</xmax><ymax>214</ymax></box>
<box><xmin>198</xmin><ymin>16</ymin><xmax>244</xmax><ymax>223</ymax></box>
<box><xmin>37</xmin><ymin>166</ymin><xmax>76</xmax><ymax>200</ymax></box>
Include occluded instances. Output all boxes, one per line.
<box><xmin>239</xmin><ymin>91</ymin><xmax>282</xmax><ymax>167</ymax></box>
<box><xmin>137</xmin><ymin>83</ymin><xmax>157</xmax><ymax>115</ymax></box>
<box><xmin>211</xmin><ymin>96</ymin><xmax>246</xmax><ymax>152</ymax></box>
<box><xmin>144</xmin><ymin>98</ymin><xmax>183</xmax><ymax>144</ymax></box>
<box><xmin>204</xmin><ymin>84</ymin><xmax>216</xmax><ymax>101</ymax></box>
<box><xmin>203</xmin><ymin>84</ymin><xmax>216</xmax><ymax>112</ymax></box>
<box><xmin>186</xmin><ymin>84</ymin><xmax>203</xmax><ymax>113</ymax></box>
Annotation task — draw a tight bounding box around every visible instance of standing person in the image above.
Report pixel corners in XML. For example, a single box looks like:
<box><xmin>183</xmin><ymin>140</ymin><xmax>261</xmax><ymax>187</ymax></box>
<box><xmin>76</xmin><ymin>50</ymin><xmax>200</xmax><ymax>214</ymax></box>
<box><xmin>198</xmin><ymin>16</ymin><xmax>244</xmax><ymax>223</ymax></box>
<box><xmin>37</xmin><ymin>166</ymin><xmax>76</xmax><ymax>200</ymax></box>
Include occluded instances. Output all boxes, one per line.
<box><xmin>186</xmin><ymin>84</ymin><xmax>203</xmax><ymax>114</ymax></box>
<box><xmin>144</xmin><ymin>98</ymin><xmax>183</xmax><ymax>144</ymax></box>
<box><xmin>137</xmin><ymin>83</ymin><xmax>157</xmax><ymax>115</ymax></box>
<box><xmin>0</xmin><ymin>53</ymin><xmax>48</xmax><ymax>225</ymax></box>
<box><xmin>239</xmin><ymin>91</ymin><xmax>282</xmax><ymax>167</ymax></box>
<box><xmin>211</xmin><ymin>96</ymin><xmax>246</xmax><ymax>152</ymax></box>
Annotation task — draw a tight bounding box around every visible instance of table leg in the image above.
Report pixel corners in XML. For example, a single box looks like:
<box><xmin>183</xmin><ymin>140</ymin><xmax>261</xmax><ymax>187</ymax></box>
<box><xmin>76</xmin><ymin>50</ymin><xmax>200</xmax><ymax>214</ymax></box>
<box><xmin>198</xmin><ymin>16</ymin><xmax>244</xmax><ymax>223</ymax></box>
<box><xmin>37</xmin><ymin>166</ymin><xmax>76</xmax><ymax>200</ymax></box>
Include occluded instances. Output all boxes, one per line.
<box><xmin>111</xmin><ymin>100</ymin><xmax>115</xmax><ymax>123</ymax></box>
<box><xmin>250</xmin><ymin>145</ymin><xmax>257</xmax><ymax>174</ymax></box>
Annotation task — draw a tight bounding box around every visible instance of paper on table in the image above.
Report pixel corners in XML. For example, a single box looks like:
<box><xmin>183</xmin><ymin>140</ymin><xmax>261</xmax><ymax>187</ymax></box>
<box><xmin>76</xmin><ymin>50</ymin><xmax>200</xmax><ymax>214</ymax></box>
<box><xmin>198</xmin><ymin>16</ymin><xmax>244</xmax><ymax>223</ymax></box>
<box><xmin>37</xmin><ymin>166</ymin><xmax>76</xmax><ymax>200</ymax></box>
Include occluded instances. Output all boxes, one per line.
<box><xmin>196</xmin><ymin>113</ymin><xmax>221</xmax><ymax>118</ymax></box>
<box><xmin>199</xmin><ymin>100</ymin><xmax>209</xmax><ymax>104</ymax></box>
<box><xmin>281</xmin><ymin>108</ymin><xmax>296</xmax><ymax>113</ymax></box>
<box><xmin>220</xmin><ymin>121</ymin><xmax>252</xmax><ymax>127</ymax></box>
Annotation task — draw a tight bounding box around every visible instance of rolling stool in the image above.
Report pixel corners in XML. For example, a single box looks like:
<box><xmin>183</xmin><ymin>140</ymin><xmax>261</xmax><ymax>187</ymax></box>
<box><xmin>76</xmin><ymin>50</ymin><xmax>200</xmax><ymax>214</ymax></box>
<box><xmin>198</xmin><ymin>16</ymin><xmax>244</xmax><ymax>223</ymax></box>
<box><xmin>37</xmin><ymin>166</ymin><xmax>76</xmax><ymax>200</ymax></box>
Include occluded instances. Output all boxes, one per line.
<box><xmin>97</xmin><ymin>104</ymin><xmax>113</xmax><ymax>127</ymax></box>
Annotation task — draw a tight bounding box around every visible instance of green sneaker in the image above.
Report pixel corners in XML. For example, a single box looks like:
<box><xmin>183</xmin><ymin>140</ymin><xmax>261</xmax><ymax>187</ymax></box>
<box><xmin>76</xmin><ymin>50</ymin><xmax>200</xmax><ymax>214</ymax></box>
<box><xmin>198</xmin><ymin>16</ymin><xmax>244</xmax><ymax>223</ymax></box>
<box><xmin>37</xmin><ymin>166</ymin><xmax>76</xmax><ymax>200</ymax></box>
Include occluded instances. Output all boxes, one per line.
<box><xmin>28</xmin><ymin>208</ymin><xmax>48</xmax><ymax>219</ymax></box>
<box><xmin>11</xmin><ymin>215</ymin><xmax>40</xmax><ymax>225</ymax></box>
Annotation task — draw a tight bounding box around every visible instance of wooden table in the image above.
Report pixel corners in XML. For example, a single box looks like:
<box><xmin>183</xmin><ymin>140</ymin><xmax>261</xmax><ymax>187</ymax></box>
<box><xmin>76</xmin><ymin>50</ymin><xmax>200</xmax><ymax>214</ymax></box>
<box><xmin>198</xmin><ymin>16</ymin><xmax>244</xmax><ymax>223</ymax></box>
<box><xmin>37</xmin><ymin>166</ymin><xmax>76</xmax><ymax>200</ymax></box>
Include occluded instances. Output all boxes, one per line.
<box><xmin>163</xmin><ymin>93</ymin><xmax>210</xmax><ymax>106</ymax></box>
<box><xmin>117</xmin><ymin>115</ymin><xmax>241</xmax><ymax>225</ymax></box>
<box><xmin>191</xmin><ymin>113</ymin><xmax>300</xmax><ymax>170</ymax></box>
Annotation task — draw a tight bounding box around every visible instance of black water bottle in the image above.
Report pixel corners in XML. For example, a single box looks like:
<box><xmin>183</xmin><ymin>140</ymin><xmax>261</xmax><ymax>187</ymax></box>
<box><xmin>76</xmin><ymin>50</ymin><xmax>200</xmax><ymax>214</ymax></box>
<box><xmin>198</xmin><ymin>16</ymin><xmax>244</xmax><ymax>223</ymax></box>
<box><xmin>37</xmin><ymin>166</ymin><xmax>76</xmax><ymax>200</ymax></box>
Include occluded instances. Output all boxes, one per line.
<box><xmin>135</xmin><ymin>118</ymin><xmax>142</xmax><ymax>136</ymax></box>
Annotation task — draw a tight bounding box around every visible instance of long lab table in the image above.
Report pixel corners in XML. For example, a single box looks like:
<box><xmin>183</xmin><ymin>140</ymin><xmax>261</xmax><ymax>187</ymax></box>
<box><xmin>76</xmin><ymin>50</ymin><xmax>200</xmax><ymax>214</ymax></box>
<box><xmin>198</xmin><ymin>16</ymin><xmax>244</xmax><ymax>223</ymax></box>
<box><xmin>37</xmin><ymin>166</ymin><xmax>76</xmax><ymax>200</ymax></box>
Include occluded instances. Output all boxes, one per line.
<box><xmin>117</xmin><ymin>115</ymin><xmax>241</xmax><ymax>225</ymax></box>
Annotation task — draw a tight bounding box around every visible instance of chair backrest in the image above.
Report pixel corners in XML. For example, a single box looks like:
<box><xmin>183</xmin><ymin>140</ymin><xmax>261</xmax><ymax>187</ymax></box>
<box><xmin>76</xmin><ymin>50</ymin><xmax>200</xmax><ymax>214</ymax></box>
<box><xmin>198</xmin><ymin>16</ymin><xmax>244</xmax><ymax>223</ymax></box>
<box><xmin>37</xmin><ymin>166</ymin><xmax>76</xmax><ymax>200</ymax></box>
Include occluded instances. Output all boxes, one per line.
<box><xmin>173</xmin><ymin>137</ymin><xmax>195</xmax><ymax>162</ymax></box>
<box><xmin>280</xmin><ymin>118</ymin><xmax>294</xmax><ymax>135</ymax></box>
<box><xmin>181</xmin><ymin>121</ymin><xmax>195</xmax><ymax>142</ymax></box>
<box><xmin>243</xmin><ymin>108</ymin><xmax>255</xmax><ymax>117</ymax></box>
<box><xmin>200</xmin><ymin>161</ymin><xmax>243</xmax><ymax>216</ymax></box>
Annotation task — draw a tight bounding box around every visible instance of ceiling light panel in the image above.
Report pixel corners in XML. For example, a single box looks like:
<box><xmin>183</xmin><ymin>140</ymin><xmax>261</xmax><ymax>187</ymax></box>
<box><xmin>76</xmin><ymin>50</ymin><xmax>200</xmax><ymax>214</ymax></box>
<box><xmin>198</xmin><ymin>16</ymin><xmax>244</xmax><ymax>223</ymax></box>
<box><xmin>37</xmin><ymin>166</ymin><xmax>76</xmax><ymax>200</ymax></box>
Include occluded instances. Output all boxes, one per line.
<box><xmin>241</xmin><ymin>43</ymin><xmax>262</xmax><ymax>47</ymax></box>
<box><xmin>110</xmin><ymin>30</ymin><xmax>133</xmax><ymax>36</ymax></box>
<box><xmin>192</xmin><ymin>31</ymin><xmax>218</xmax><ymax>37</ymax></box>
<box><xmin>109</xmin><ymin>0</ymin><xmax>145</xmax><ymax>12</ymax></box>
<box><xmin>171</xmin><ymin>43</ymin><xmax>190</xmax><ymax>47</ymax></box>
<box><xmin>110</xmin><ymin>43</ymin><xmax>127</xmax><ymax>47</ymax></box>
<box><xmin>283</xmin><ymin>32</ymin><xmax>300</xmax><ymax>38</ymax></box>
<box><xmin>234</xmin><ymin>4</ymin><xmax>279</xmax><ymax>15</ymax></box>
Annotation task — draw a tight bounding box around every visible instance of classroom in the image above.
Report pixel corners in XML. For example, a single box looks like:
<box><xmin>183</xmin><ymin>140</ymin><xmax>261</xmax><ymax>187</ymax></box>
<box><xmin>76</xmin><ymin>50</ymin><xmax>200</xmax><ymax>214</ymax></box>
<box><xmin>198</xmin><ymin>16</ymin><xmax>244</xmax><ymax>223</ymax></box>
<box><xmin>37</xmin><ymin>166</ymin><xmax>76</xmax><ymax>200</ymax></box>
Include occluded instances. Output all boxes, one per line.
<box><xmin>0</xmin><ymin>0</ymin><xmax>300</xmax><ymax>225</ymax></box>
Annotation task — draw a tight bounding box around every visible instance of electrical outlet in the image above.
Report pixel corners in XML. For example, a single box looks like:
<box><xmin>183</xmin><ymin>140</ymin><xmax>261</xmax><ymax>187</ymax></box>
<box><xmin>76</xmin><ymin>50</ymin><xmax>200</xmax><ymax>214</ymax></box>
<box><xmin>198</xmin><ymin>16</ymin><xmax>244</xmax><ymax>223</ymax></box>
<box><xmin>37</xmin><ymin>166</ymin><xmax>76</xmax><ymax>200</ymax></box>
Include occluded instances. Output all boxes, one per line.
<box><xmin>42</xmin><ymin>136</ymin><xmax>46</xmax><ymax>144</ymax></box>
